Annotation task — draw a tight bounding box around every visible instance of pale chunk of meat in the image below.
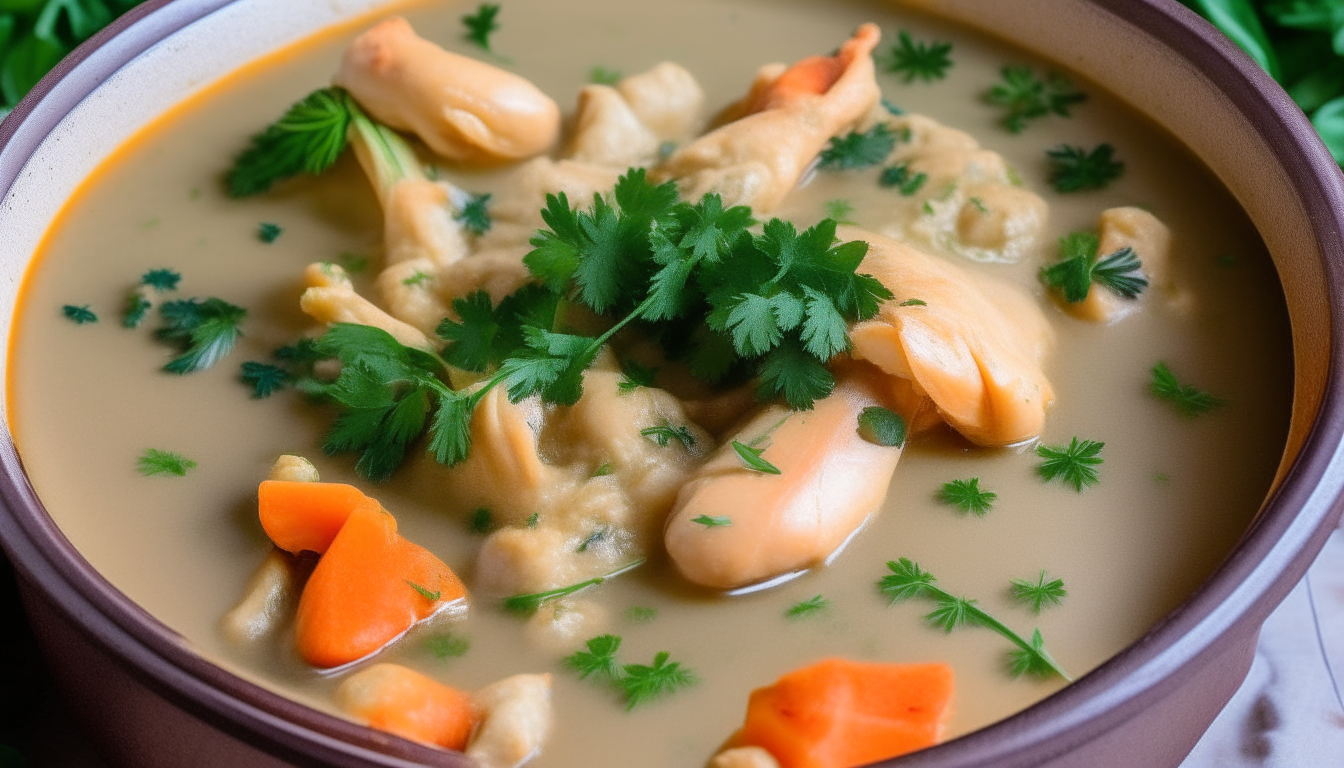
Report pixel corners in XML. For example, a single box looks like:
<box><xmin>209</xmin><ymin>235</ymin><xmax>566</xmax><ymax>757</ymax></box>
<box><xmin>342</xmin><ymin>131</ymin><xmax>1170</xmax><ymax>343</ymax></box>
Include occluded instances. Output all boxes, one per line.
<box><xmin>844</xmin><ymin>227</ymin><xmax>1054</xmax><ymax>446</ymax></box>
<box><xmin>443</xmin><ymin>387</ymin><xmax>562</xmax><ymax>524</ymax></box>
<box><xmin>711</xmin><ymin>747</ymin><xmax>782</xmax><ymax>768</ymax></box>
<box><xmin>467</xmin><ymin>674</ymin><xmax>554</xmax><ymax>768</ymax></box>
<box><xmin>566</xmin><ymin>63</ymin><xmax>705</xmax><ymax>168</ymax></box>
<box><xmin>298</xmin><ymin>262</ymin><xmax>432</xmax><ymax>349</ymax></box>
<box><xmin>655</xmin><ymin>25</ymin><xmax>881</xmax><ymax>211</ymax></box>
<box><xmin>1056</xmin><ymin>206</ymin><xmax>1173</xmax><ymax>323</ymax></box>
<box><xmin>665</xmin><ymin>373</ymin><xmax>902</xmax><ymax>590</ymax></box>
<box><xmin>616</xmin><ymin>62</ymin><xmax>705</xmax><ymax>142</ymax></box>
<box><xmin>524</xmin><ymin>599</ymin><xmax>610</xmax><ymax>653</ymax></box>
<box><xmin>473</xmin><ymin>158</ymin><xmax>623</xmax><ymax>252</ymax></box>
<box><xmin>335</xmin><ymin>17</ymin><xmax>560</xmax><ymax>163</ymax></box>
<box><xmin>381</xmin><ymin>179</ymin><xmax>469</xmax><ymax>268</ymax></box>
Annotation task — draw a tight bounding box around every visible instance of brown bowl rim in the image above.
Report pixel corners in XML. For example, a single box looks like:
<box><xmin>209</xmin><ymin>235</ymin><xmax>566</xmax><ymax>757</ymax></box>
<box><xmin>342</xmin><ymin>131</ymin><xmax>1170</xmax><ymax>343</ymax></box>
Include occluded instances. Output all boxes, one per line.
<box><xmin>1</xmin><ymin>1</ymin><xmax>1342</xmax><ymax>766</ymax></box>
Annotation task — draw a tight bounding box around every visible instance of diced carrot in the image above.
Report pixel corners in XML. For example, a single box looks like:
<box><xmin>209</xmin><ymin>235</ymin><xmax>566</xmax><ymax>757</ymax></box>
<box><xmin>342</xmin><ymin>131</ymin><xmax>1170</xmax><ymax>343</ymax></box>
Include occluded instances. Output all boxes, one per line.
<box><xmin>336</xmin><ymin>663</ymin><xmax>479</xmax><ymax>750</ymax></box>
<box><xmin>259</xmin><ymin>480</ymin><xmax>380</xmax><ymax>555</ymax></box>
<box><xmin>294</xmin><ymin>503</ymin><xmax>467</xmax><ymax>668</ymax></box>
<box><xmin>735</xmin><ymin>658</ymin><xmax>954</xmax><ymax>768</ymax></box>
<box><xmin>749</xmin><ymin>24</ymin><xmax>881</xmax><ymax>113</ymax></box>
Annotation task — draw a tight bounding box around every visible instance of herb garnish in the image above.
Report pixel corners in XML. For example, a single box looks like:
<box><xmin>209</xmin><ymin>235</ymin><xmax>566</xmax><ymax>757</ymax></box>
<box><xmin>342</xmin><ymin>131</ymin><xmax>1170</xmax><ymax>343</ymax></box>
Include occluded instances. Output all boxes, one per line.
<box><xmin>731</xmin><ymin>441</ymin><xmax>781</xmax><ymax>474</ymax></box>
<box><xmin>878</xmin><ymin>558</ymin><xmax>1070</xmax><ymax>679</ymax></box>
<box><xmin>455</xmin><ymin>192</ymin><xmax>492</xmax><ymax>235</ymax></box>
<box><xmin>824</xmin><ymin>198</ymin><xmax>857</xmax><ymax>225</ymax></box>
<box><xmin>590</xmin><ymin>65</ymin><xmax>622</xmax><ymax>85</ymax></box>
<box><xmin>227</xmin><ymin>88</ymin><xmax>354</xmax><ymax>197</ymax></box>
<box><xmin>985</xmin><ymin>65</ymin><xmax>1086</xmax><ymax>133</ymax></box>
<box><xmin>899</xmin><ymin>298</ymin><xmax>927</xmax><ymax>307</ymax></box>
<box><xmin>470</xmin><ymin>507</ymin><xmax>493</xmax><ymax>535</ymax></box>
<box><xmin>576</xmin><ymin>527</ymin><xmax>609</xmax><ymax>552</ymax></box>
<box><xmin>1009</xmin><ymin>571</ymin><xmax>1067</xmax><ymax>614</ymax></box>
<box><xmin>401</xmin><ymin>271</ymin><xmax>434</xmax><ymax>287</ymax></box>
<box><xmin>857</xmin><ymin>406</ymin><xmax>907</xmax><ymax>447</ymax></box>
<box><xmin>406</xmin><ymin>581</ymin><xmax>441</xmax><ymax>601</ymax></box>
<box><xmin>155</xmin><ymin>298</ymin><xmax>246</xmax><ymax>374</ymax></box>
<box><xmin>426</xmin><ymin>633</ymin><xmax>470</xmax><ymax>659</ymax></box>
<box><xmin>123</xmin><ymin>295</ymin><xmax>151</xmax><ymax>328</ymax></box>
<box><xmin>592</xmin><ymin>463</ymin><xmax>614</xmax><ymax>478</ymax></box>
<box><xmin>1039</xmin><ymin>232</ymin><xmax>1148</xmax><ymax>303</ymax></box>
<box><xmin>137</xmin><ymin>448</ymin><xmax>197</xmax><ymax>477</ymax></box>
<box><xmin>462</xmin><ymin>3</ymin><xmax>501</xmax><ymax>51</ymax></box>
<box><xmin>786</xmin><ymin>595</ymin><xmax>830</xmax><ymax>619</ymax></box>
<box><xmin>565</xmin><ymin>634</ymin><xmax>622</xmax><ymax>680</ymax></box>
<box><xmin>879</xmin><ymin>164</ymin><xmax>928</xmax><ymax>195</ymax></box>
<box><xmin>640</xmin><ymin>424</ymin><xmax>696</xmax><ymax>449</ymax></box>
<box><xmin>618</xmin><ymin>652</ymin><xmax>697</xmax><ymax>710</ymax></box>
<box><xmin>240</xmin><ymin>361</ymin><xmax>291</xmax><ymax>398</ymax></box>
<box><xmin>818</xmin><ymin>124</ymin><xmax>898</xmax><ymax>170</ymax></box>
<box><xmin>258</xmin><ymin>222</ymin><xmax>282</xmax><ymax>243</ymax></box>
<box><xmin>618</xmin><ymin>360</ymin><xmax>658</xmax><ymax>392</ymax></box>
<box><xmin>1046</xmin><ymin>144</ymin><xmax>1125</xmax><ymax>192</ymax></box>
<box><xmin>62</xmin><ymin>304</ymin><xmax>96</xmax><ymax>324</ymax></box>
<box><xmin>627</xmin><ymin>606</ymin><xmax>657</xmax><ymax>623</ymax></box>
<box><xmin>1035</xmin><ymin>437</ymin><xmax>1104</xmax><ymax>491</ymax></box>
<box><xmin>880</xmin><ymin>30</ymin><xmax>954</xmax><ymax>83</ymax></box>
<box><xmin>937</xmin><ymin>478</ymin><xmax>996</xmax><ymax>516</ymax></box>
<box><xmin>142</xmin><ymin>269</ymin><xmax>181</xmax><ymax>291</ymax></box>
<box><xmin>1149</xmin><ymin>361</ymin><xmax>1223</xmax><ymax>417</ymax></box>
<box><xmin>691</xmin><ymin>515</ymin><xmax>732</xmax><ymax>527</ymax></box>
<box><xmin>503</xmin><ymin>559</ymin><xmax>645</xmax><ymax>614</ymax></box>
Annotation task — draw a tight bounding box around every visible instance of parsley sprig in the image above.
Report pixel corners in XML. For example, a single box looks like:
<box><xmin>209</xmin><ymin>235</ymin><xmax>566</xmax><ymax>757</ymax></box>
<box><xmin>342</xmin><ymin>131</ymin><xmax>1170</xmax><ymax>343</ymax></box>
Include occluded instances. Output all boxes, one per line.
<box><xmin>985</xmin><ymin>65</ymin><xmax>1086</xmax><ymax>133</ymax></box>
<box><xmin>786</xmin><ymin>594</ymin><xmax>830</xmax><ymax>619</ymax></box>
<box><xmin>879</xmin><ymin>558</ymin><xmax>1070</xmax><ymax>680</ymax></box>
<box><xmin>502</xmin><ymin>559</ymin><xmax>645</xmax><ymax>614</ymax></box>
<box><xmin>564</xmin><ymin>634</ymin><xmax>698</xmax><ymax>709</ymax></box>
<box><xmin>818</xmin><ymin>124</ymin><xmax>898</xmax><ymax>170</ymax></box>
<box><xmin>879</xmin><ymin>30</ymin><xmax>954</xmax><ymax>83</ymax></box>
<box><xmin>1039</xmin><ymin>232</ymin><xmax>1148</xmax><ymax>303</ymax></box>
<box><xmin>1046</xmin><ymin>144</ymin><xmax>1125</xmax><ymax>192</ymax></box>
<box><xmin>462</xmin><ymin>3</ymin><xmax>501</xmax><ymax>51</ymax></box>
<box><xmin>937</xmin><ymin>478</ymin><xmax>996</xmax><ymax>516</ymax></box>
<box><xmin>1150</xmin><ymin>361</ymin><xmax>1224</xmax><ymax>417</ymax></box>
<box><xmin>137</xmin><ymin>448</ymin><xmax>196</xmax><ymax>477</ymax></box>
<box><xmin>1035</xmin><ymin>437</ymin><xmax>1104</xmax><ymax>491</ymax></box>
<box><xmin>155</xmin><ymin>298</ymin><xmax>246</xmax><ymax>374</ymax></box>
<box><xmin>1009</xmin><ymin>571</ymin><xmax>1067</xmax><ymax>614</ymax></box>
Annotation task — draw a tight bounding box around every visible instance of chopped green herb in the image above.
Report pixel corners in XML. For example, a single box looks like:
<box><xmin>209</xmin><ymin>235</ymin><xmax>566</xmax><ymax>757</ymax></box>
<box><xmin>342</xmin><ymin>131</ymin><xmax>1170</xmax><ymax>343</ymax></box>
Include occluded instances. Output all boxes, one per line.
<box><xmin>1150</xmin><ymin>361</ymin><xmax>1224</xmax><ymax>417</ymax></box>
<box><xmin>899</xmin><ymin>298</ymin><xmax>927</xmax><ymax>307</ymax></box>
<box><xmin>462</xmin><ymin>3</ymin><xmax>501</xmax><ymax>50</ymax></box>
<box><xmin>984</xmin><ymin>65</ymin><xmax>1086</xmax><ymax>133</ymax></box>
<box><xmin>240</xmin><ymin>361</ymin><xmax>291</xmax><ymax>398</ymax></box>
<box><xmin>141</xmin><ymin>269</ymin><xmax>181</xmax><ymax>291</ymax></box>
<box><xmin>123</xmin><ymin>293</ymin><xmax>152</xmax><ymax>329</ymax></box>
<box><xmin>137</xmin><ymin>448</ymin><xmax>197</xmax><ymax>477</ymax></box>
<box><xmin>818</xmin><ymin>124</ymin><xmax>897</xmax><ymax>171</ymax></box>
<box><xmin>968</xmin><ymin>196</ymin><xmax>989</xmax><ymax>213</ymax></box>
<box><xmin>592</xmin><ymin>463</ymin><xmax>614</xmax><ymax>477</ymax></box>
<box><xmin>731</xmin><ymin>440</ymin><xmax>781</xmax><ymax>474</ymax></box>
<box><xmin>640</xmin><ymin>423</ymin><xmax>696</xmax><ymax>449</ymax></box>
<box><xmin>340</xmin><ymin>252</ymin><xmax>370</xmax><ymax>274</ymax></box>
<box><xmin>470</xmin><ymin>507</ymin><xmax>493</xmax><ymax>534</ymax></box>
<box><xmin>257</xmin><ymin>222</ymin><xmax>283</xmax><ymax>243</ymax></box>
<box><xmin>786</xmin><ymin>595</ymin><xmax>830</xmax><ymax>619</ymax></box>
<box><xmin>426</xmin><ymin>633</ymin><xmax>470</xmax><ymax>659</ymax></box>
<box><xmin>1039</xmin><ymin>231</ymin><xmax>1148</xmax><ymax>303</ymax></box>
<box><xmin>455</xmin><ymin>192</ymin><xmax>492</xmax><ymax>236</ymax></box>
<box><xmin>880</xmin><ymin>30</ymin><xmax>954</xmax><ymax>83</ymax></box>
<box><xmin>226</xmin><ymin>88</ymin><xmax>356</xmax><ymax>196</ymax></box>
<box><xmin>1009</xmin><ymin>570</ymin><xmax>1067</xmax><ymax>614</ymax></box>
<box><xmin>402</xmin><ymin>270</ymin><xmax>433</xmax><ymax>287</ymax></box>
<box><xmin>1154</xmin><ymin>472</ymin><xmax>1170</xmax><ymax>484</ymax></box>
<box><xmin>618</xmin><ymin>360</ymin><xmax>658</xmax><ymax>392</ymax></box>
<box><xmin>692</xmin><ymin>514</ymin><xmax>732</xmax><ymax>527</ymax></box>
<box><xmin>878</xmin><ymin>558</ymin><xmax>1070</xmax><ymax>680</ymax></box>
<box><xmin>590</xmin><ymin>65</ymin><xmax>622</xmax><ymax>85</ymax></box>
<box><xmin>618</xmin><ymin>651</ymin><xmax>697</xmax><ymax>710</ymax></box>
<box><xmin>1035</xmin><ymin>437</ymin><xmax>1104</xmax><ymax>492</ymax></box>
<box><xmin>565</xmin><ymin>634</ymin><xmax>622</xmax><ymax>680</ymax></box>
<box><xmin>1046</xmin><ymin>143</ymin><xmax>1125</xmax><ymax>192</ymax></box>
<box><xmin>504</xmin><ymin>559</ymin><xmax>646</xmax><ymax>614</ymax></box>
<box><xmin>881</xmin><ymin>98</ymin><xmax>905</xmax><ymax>115</ymax></box>
<box><xmin>824</xmin><ymin>198</ymin><xmax>857</xmax><ymax>225</ymax></box>
<box><xmin>937</xmin><ymin>478</ymin><xmax>996</xmax><ymax>516</ymax></box>
<box><xmin>577</xmin><ymin>526</ymin><xmax>609</xmax><ymax>552</ymax></box>
<box><xmin>525</xmin><ymin>512</ymin><xmax>540</xmax><ymax>527</ymax></box>
<box><xmin>627</xmin><ymin>606</ymin><xmax>658</xmax><ymax>623</ymax></box>
<box><xmin>406</xmin><ymin>581</ymin><xmax>441</xmax><ymax>601</ymax></box>
<box><xmin>658</xmin><ymin>140</ymin><xmax>678</xmax><ymax>160</ymax></box>
<box><xmin>155</xmin><ymin>298</ymin><xmax>247</xmax><ymax>374</ymax></box>
<box><xmin>62</xmin><ymin>304</ymin><xmax>96</xmax><ymax>324</ymax></box>
<box><xmin>857</xmin><ymin>406</ymin><xmax>907</xmax><ymax>447</ymax></box>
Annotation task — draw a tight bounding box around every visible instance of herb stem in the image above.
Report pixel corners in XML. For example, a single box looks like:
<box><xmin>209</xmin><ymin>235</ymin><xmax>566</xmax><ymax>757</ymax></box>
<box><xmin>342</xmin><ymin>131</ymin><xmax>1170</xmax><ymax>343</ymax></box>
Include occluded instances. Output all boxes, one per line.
<box><xmin>503</xmin><ymin>558</ymin><xmax>646</xmax><ymax>614</ymax></box>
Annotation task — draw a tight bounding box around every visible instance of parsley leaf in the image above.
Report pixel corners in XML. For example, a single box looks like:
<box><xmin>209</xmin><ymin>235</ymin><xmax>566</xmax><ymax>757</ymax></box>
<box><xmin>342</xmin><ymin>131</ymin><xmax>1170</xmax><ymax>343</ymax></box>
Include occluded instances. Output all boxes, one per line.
<box><xmin>141</xmin><ymin>268</ymin><xmax>181</xmax><ymax>291</ymax></box>
<box><xmin>155</xmin><ymin>298</ymin><xmax>246</xmax><ymax>374</ymax></box>
<box><xmin>503</xmin><ymin>560</ymin><xmax>645</xmax><ymax>614</ymax></box>
<box><xmin>691</xmin><ymin>514</ymin><xmax>732</xmax><ymax>527</ymax></box>
<box><xmin>640</xmin><ymin>423</ymin><xmax>696</xmax><ymax>449</ymax></box>
<box><xmin>455</xmin><ymin>192</ymin><xmax>492</xmax><ymax>235</ymax></box>
<box><xmin>1047</xmin><ymin>143</ymin><xmax>1125</xmax><ymax>192</ymax></box>
<box><xmin>818</xmin><ymin>124</ymin><xmax>898</xmax><ymax>170</ymax></box>
<box><xmin>462</xmin><ymin>3</ymin><xmax>501</xmax><ymax>50</ymax></box>
<box><xmin>62</xmin><ymin>304</ymin><xmax>96</xmax><ymax>324</ymax></box>
<box><xmin>627</xmin><ymin>606</ymin><xmax>657</xmax><ymax>623</ymax></box>
<box><xmin>824</xmin><ymin>198</ymin><xmax>857</xmax><ymax>225</ymax></box>
<box><xmin>123</xmin><ymin>293</ymin><xmax>151</xmax><ymax>328</ymax></box>
<box><xmin>227</xmin><ymin>87</ymin><xmax>354</xmax><ymax>197</ymax></box>
<box><xmin>985</xmin><ymin>65</ymin><xmax>1086</xmax><ymax>133</ymax></box>
<box><xmin>786</xmin><ymin>595</ymin><xmax>830</xmax><ymax>619</ymax></box>
<box><xmin>406</xmin><ymin>580</ymin><xmax>441</xmax><ymax>601</ymax></box>
<box><xmin>1091</xmin><ymin>247</ymin><xmax>1148</xmax><ymax>299</ymax></box>
<box><xmin>1009</xmin><ymin>570</ymin><xmax>1067</xmax><ymax>614</ymax></box>
<box><xmin>240</xmin><ymin>361</ymin><xmax>290</xmax><ymax>398</ymax></box>
<box><xmin>618</xmin><ymin>359</ymin><xmax>658</xmax><ymax>392</ymax></box>
<box><xmin>879</xmin><ymin>163</ymin><xmax>928</xmax><ymax>195</ymax></box>
<box><xmin>590</xmin><ymin>65</ymin><xmax>622</xmax><ymax>85</ymax></box>
<box><xmin>437</xmin><ymin>290</ymin><xmax>500</xmax><ymax>372</ymax></box>
<box><xmin>426</xmin><ymin>633</ymin><xmax>470</xmax><ymax>659</ymax></box>
<box><xmin>1039</xmin><ymin>232</ymin><xmax>1148</xmax><ymax>302</ymax></box>
<box><xmin>257</xmin><ymin>222</ymin><xmax>283</xmax><ymax>243</ymax></box>
<box><xmin>880</xmin><ymin>30</ymin><xmax>954</xmax><ymax>83</ymax></box>
<box><xmin>857</xmin><ymin>406</ymin><xmax>907</xmax><ymax>447</ymax></box>
<box><xmin>469</xmin><ymin>507</ymin><xmax>493</xmax><ymax>535</ymax></box>
<box><xmin>137</xmin><ymin>448</ymin><xmax>196</xmax><ymax>477</ymax></box>
<box><xmin>937</xmin><ymin>478</ymin><xmax>996</xmax><ymax>516</ymax></box>
<box><xmin>878</xmin><ymin>558</ymin><xmax>1070</xmax><ymax>680</ymax></box>
<box><xmin>1150</xmin><ymin>361</ymin><xmax>1224</xmax><ymax>417</ymax></box>
<box><xmin>618</xmin><ymin>651</ymin><xmax>697</xmax><ymax>710</ymax></box>
<box><xmin>1035</xmin><ymin>437</ymin><xmax>1104</xmax><ymax>491</ymax></box>
<box><xmin>731</xmin><ymin>440</ymin><xmax>781</xmax><ymax>474</ymax></box>
<box><xmin>565</xmin><ymin>634</ymin><xmax>622</xmax><ymax>680</ymax></box>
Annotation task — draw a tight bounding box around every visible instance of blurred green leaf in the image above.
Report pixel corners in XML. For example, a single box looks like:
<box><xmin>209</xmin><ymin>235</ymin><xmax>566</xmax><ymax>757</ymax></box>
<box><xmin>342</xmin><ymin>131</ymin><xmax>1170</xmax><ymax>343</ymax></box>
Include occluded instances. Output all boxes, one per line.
<box><xmin>35</xmin><ymin>0</ymin><xmax>112</xmax><ymax>45</ymax></box>
<box><xmin>1181</xmin><ymin>0</ymin><xmax>1282</xmax><ymax>78</ymax></box>
<box><xmin>1312</xmin><ymin>94</ymin><xmax>1344</xmax><ymax>162</ymax></box>
<box><xmin>1</xmin><ymin>32</ymin><xmax>65</xmax><ymax>106</ymax></box>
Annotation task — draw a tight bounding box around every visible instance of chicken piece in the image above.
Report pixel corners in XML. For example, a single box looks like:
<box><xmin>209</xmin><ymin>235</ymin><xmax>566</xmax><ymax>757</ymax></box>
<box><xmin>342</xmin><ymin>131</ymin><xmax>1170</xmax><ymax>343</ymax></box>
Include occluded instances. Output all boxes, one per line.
<box><xmin>298</xmin><ymin>262</ymin><xmax>432</xmax><ymax>349</ymax></box>
<box><xmin>655</xmin><ymin>25</ymin><xmax>881</xmax><ymax>211</ymax></box>
<box><xmin>474</xmin><ymin>158</ymin><xmax>623</xmax><ymax>252</ymax></box>
<box><xmin>665</xmin><ymin>372</ymin><xmax>902</xmax><ymax>590</ymax></box>
<box><xmin>711</xmin><ymin>747</ymin><xmax>781</xmax><ymax>768</ymax></box>
<box><xmin>443</xmin><ymin>387</ymin><xmax>561</xmax><ymax>523</ymax></box>
<box><xmin>467</xmin><ymin>674</ymin><xmax>554</xmax><ymax>768</ymax></box>
<box><xmin>335</xmin><ymin>17</ymin><xmax>560</xmax><ymax>163</ymax></box>
<box><xmin>844</xmin><ymin>227</ymin><xmax>1054</xmax><ymax>446</ymax></box>
<box><xmin>566</xmin><ymin>63</ymin><xmax>705</xmax><ymax>167</ymax></box>
<box><xmin>524</xmin><ymin>599</ymin><xmax>610</xmax><ymax>653</ymax></box>
<box><xmin>617</xmin><ymin>63</ymin><xmax>705</xmax><ymax>142</ymax></box>
<box><xmin>1053</xmin><ymin>206</ymin><xmax>1173</xmax><ymax>323</ymax></box>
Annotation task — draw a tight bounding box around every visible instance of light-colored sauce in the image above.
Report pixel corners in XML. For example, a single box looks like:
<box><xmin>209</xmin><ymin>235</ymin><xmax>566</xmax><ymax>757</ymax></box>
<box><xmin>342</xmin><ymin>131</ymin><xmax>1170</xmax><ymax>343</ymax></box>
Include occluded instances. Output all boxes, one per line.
<box><xmin>7</xmin><ymin>0</ymin><xmax>1291</xmax><ymax>766</ymax></box>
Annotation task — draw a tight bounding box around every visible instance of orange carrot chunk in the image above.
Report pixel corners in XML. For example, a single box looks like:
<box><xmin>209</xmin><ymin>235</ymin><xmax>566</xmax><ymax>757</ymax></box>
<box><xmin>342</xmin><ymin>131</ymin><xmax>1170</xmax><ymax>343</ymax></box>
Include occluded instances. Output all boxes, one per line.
<box><xmin>258</xmin><ymin>480</ymin><xmax>379</xmax><ymax>555</ymax></box>
<box><xmin>336</xmin><ymin>663</ymin><xmax>478</xmax><ymax>750</ymax></box>
<box><xmin>736</xmin><ymin>658</ymin><xmax>955</xmax><ymax>768</ymax></box>
<box><xmin>295</xmin><ymin>503</ymin><xmax>467</xmax><ymax>668</ymax></box>
<box><xmin>749</xmin><ymin>24</ymin><xmax>880</xmax><ymax>113</ymax></box>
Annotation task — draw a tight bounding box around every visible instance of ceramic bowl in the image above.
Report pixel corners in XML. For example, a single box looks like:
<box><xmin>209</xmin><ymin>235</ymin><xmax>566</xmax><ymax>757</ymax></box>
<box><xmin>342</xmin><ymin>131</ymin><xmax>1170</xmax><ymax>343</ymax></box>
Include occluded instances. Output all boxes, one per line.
<box><xmin>1</xmin><ymin>1</ymin><xmax>1342</xmax><ymax>766</ymax></box>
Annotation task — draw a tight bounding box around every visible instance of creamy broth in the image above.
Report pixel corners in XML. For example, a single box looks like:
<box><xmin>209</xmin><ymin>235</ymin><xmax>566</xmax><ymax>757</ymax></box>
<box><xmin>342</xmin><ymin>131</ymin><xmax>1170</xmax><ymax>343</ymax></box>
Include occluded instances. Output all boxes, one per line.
<box><xmin>8</xmin><ymin>0</ymin><xmax>1291</xmax><ymax>766</ymax></box>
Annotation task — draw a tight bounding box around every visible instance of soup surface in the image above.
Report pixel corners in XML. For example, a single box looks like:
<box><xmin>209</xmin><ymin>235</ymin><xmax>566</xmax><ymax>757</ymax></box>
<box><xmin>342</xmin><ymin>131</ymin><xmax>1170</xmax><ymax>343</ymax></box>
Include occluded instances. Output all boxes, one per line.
<box><xmin>7</xmin><ymin>0</ymin><xmax>1293</xmax><ymax>766</ymax></box>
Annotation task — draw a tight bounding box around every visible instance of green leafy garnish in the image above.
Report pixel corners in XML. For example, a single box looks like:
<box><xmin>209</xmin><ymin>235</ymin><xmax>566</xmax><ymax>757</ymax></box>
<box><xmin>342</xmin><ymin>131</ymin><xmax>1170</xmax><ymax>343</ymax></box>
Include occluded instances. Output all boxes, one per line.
<box><xmin>401</xmin><ymin>270</ymin><xmax>433</xmax><ymax>287</ymax></box>
<box><xmin>576</xmin><ymin>527</ymin><xmax>609</xmax><ymax>552</ymax></box>
<box><xmin>592</xmin><ymin>463</ymin><xmax>614</xmax><ymax>477</ymax></box>
<box><xmin>1149</xmin><ymin>361</ymin><xmax>1224</xmax><ymax>417</ymax></box>
<box><xmin>62</xmin><ymin>304</ymin><xmax>96</xmax><ymax>324</ymax></box>
<box><xmin>937</xmin><ymin>478</ymin><xmax>996</xmax><ymax>516</ymax></box>
<box><xmin>640</xmin><ymin>424</ymin><xmax>696</xmax><ymax>449</ymax></box>
<box><xmin>878</xmin><ymin>164</ymin><xmax>928</xmax><ymax>195</ymax></box>
<box><xmin>137</xmin><ymin>448</ymin><xmax>196</xmax><ymax>477</ymax></box>
<box><xmin>878</xmin><ymin>558</ymin><xmax>1070</xmax><ymax>680</ymax></box>
<box><xmin>1039</xmin><ymin>232</ymin><xmax>1148</xmax><ymax>303</ymax></box>
<box><xmin>406</xmin><ymin>580</ymin><xmax>441</xmax><ymax>601</ymax></box>
<box><xmin>503</xmin><ymin>559</ymin><xmax>645</xmax><ymax>614</ymax></box>
<box><xmin>340</xmin><ymin>252</ymin><xmax>370</xmax><ymax>274</ymax></box>
<box><xmin>1046</xmin><ymin>144</ymin><xmax>1125</xmax><ymax>192</ymax></box>
<box><xmin>426</xmin><ymin>633</ymin><xmax>470</xmax><ymax>659</ymax></box>
<box><xmin>618</xmin><ymin>360</ymin><xmax>658</xmax><ymax>393</ymax></box>
<box><xmin>818</xmin><ymin>124</ymin><xmax>898</xmax><ymax>170</ymax></box>
<box><xmin>590</xmin><ymin>65</ymin><xmax>622</xmax><ymax>85</ymax></box>
<box><xmin>141</xmin><ymin>269</ymin><xmax>181</xmax><ymax>291</ymax></box>
<box><xmin>155</xmin><ymin>298</ymin><xmax>246</xmax><ymax>374</ymax></box>
<box><xmin>786</xmin><ymin>595</ymin><xmax>830</xmax><ymax>619</ymax></box>
<box><xmin>1009</xmin><ymin>570</ymin><xmax>1067</xmax><ymax>614</ymax></box>
<box><xmin>526</xmin><ymin>512</ymin><xmax>540</xmax><ymax>527</ymax></box>
<box><xmin>455</xmin><ymin>192</ymin><xmax>492</xmax><ymax>235</ymax></box>
<box><xmin>824</xmin><ymin>199</ymin><xmax>857</xmax><ymax>225</ymax></box>
<box><xmin>227</xmin><ymin>88</ymin><xmax>354</xmax><ymax>197</ymax></box>
<box><xmin>1035</xmin><ymin>437</ymin><xmax>1104</xmax><ymax>491</ymax></box>
<box><xmin>731</xmin><ymin>440</ymin><xmax>781</xmax><ymax>474</ymax></box>
<box><xmin>627</xmin><ymin>606</ymin><xmax>657</xmax><ymax>623</ymax></box>
<box><xmin>257</xmin><ymin>222</ymin><xmax>282</xmax><ymax>243</ymax></box>
<box><xmin>857</xmin><ymin>406</ymin><xmax>907</xmax><ymax>447</ymax></box>
<box><xmin>470</xmin><ymin>507</ymin><xmax>493</xmax><ymax>535</ymax></box>
<box><xmin>899</xmin><ymin>298</ymin><xmax>927</xmax><ymax>307</ymax></box>
<box><xmin>881</xmin><ymin>97</ymin><xmax>905</xmax><ymax>115</ymax></box>
<box><xmin>984</xmin><ymin>65</ymin><xmax>1086</xmax><ymax>133</ymax></box>
<box><xmin>123</xmin><ymin>294</ymin><xmax>151</xmax><ymax>328</ymax></box>
<box><xmin>618</xmin><ymin>651</ymin><xmax>697</xmax><ymax>710</ymax></box>
<box><xmin>565</xmin><ymin>634</ymin><xmax>622</xmax><ymax>680</ymax></box>
<box><xmin>240</xmin><ymin>361</ymin><xmax>290</xmax><ymax>398</ymax></box>
<box><xmin>462</xmin><ymin>3</ymin><xmax>501</xmax><ymax>50</ymax></box>
<box><xmin>880</xmin><ymin>30</ymin><xmax>953</xmax><ymax>83</ymax></box>
<box><xmin>691</xmin><ymin>514</ymin><xmax>732</xmax><ymax>527</ymax></box>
